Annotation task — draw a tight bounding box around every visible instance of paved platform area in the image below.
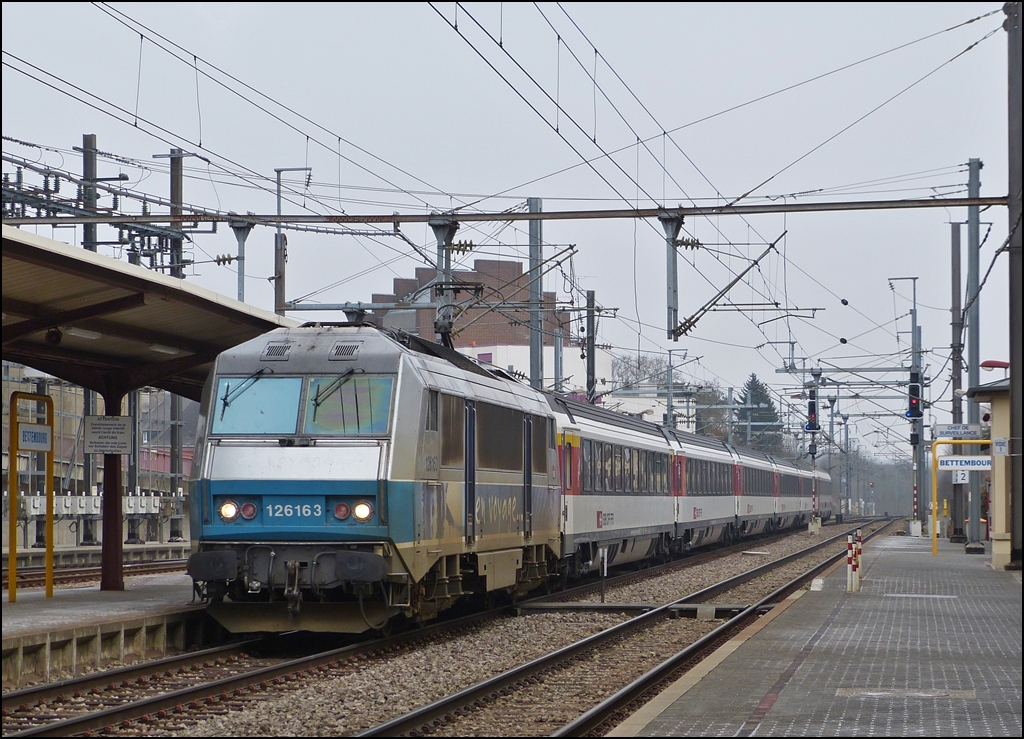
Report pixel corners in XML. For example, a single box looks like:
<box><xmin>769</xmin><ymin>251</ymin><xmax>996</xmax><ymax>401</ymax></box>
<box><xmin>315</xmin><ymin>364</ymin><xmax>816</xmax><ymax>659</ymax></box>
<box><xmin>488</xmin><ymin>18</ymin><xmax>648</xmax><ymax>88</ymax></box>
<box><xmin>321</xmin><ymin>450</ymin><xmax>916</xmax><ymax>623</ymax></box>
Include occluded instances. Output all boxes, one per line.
<box><xmin>2</xmin><ymin>573</ymin><xmax>200</xmax><ymax>639</ymax></box>
<box><xmin>611</xmin><ymin>532</ymin><xmax>1023</xmax><ymax>737</ymax></box>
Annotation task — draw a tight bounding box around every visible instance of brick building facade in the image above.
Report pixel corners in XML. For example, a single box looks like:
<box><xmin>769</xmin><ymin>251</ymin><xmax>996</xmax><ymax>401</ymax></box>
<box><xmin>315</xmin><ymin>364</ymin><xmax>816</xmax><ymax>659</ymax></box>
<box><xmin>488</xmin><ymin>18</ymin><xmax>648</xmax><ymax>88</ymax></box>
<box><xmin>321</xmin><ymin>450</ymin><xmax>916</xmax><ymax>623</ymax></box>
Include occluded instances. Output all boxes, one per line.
<box><xmin>368</xmin><ymin>259</ymin><xmax>571</xmax><ymax>348</ymax></box>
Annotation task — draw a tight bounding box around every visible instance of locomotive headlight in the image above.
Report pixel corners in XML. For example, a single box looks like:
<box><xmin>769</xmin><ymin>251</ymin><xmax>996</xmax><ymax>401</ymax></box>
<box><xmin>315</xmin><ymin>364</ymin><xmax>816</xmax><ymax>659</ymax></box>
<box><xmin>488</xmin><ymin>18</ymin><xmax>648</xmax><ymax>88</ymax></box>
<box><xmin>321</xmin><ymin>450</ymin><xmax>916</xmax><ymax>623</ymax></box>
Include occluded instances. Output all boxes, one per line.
<box><xmin>218</xmin><ymin>500</ymin><xmax>240</xmax><ymax>522</ymax></box>
<box><xmin>352</xmin><ymin>500</ymin><xmax>374</xmax><ymax>522</ymax></box>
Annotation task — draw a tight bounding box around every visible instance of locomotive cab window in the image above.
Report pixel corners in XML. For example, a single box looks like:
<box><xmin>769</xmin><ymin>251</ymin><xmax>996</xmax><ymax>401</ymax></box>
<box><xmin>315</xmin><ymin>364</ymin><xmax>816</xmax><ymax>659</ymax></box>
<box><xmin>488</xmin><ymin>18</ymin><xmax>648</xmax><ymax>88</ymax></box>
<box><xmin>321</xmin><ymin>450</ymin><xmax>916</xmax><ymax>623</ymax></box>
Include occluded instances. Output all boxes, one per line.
<box><xmin>212</xmin><ymin>375</ymin><xmax>302</xmax><ymax>435</ymax></box>
<box><xmin>304</xmin><ymin>375</ymin><xmax>394</xmax><ymax>435</ymax></box>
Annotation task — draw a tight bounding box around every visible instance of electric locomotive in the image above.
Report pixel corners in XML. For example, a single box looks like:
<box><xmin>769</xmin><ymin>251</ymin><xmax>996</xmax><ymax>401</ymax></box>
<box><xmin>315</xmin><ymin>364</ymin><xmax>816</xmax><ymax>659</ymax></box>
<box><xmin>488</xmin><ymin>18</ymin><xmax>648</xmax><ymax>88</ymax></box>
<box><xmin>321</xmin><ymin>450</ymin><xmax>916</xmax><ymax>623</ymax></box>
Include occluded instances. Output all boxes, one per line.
<box><xmin>187</xmin><ymin>324</ymin><xmax>560</xmax><ymax>633</ymax></box>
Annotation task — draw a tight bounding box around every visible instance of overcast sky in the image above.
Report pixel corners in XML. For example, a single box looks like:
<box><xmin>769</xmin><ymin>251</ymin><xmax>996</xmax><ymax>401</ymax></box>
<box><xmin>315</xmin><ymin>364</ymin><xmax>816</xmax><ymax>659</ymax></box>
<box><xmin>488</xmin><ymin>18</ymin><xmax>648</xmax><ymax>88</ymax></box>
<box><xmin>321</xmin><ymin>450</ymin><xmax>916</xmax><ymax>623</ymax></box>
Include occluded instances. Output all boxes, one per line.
<box><xmin>2</xmin><ymin>2</ymin><xmax>1014</xmax><ymax>459</ymax></box>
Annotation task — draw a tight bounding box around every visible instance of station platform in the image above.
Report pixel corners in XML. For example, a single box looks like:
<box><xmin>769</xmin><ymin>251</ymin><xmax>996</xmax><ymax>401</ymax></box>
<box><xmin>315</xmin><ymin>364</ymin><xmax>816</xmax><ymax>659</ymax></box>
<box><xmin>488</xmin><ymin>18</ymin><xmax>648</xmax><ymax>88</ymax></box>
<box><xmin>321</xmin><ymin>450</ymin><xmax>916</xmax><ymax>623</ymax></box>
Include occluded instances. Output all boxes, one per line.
<box><xmin>2</xmin><ymin>573</ymin><xmax>212</xmax><ymax>687</ymax></box>
<box><xmin>2</xmin><ymin>572</ymin><xmax>199</xmax><ymax>640</ymax></box>
<box><xmin>611</xmin><ymin>532</ymin><xmax>1023</xmax><ymax>737</ymax></box>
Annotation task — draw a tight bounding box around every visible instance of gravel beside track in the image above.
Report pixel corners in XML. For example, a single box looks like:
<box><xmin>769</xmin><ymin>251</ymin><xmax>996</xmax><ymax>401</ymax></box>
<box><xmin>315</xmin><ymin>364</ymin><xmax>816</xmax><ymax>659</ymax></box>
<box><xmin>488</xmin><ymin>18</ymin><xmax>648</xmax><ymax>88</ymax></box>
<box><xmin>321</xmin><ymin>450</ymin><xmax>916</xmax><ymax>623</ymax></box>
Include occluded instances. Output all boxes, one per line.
<box><xmin>119</xmin><ymin>525</ymin><xmax>880</xmax><ymax>737</ymax></box>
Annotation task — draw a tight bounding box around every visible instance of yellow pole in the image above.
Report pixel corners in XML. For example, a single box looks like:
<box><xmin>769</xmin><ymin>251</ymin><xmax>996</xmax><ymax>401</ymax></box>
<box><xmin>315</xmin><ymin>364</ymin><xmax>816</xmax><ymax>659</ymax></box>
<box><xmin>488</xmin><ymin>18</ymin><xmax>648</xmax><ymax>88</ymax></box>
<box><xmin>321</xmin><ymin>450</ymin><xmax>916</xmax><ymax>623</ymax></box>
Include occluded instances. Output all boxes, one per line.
<box><xmin>931</xmin><ymin>447</ymin><xmax>937</xmax><ymax>556</ymax></box>
<box><xmin>931</xmin><ymin>439</ymin><xmax>986</xmax><ymax>557</ymax></box>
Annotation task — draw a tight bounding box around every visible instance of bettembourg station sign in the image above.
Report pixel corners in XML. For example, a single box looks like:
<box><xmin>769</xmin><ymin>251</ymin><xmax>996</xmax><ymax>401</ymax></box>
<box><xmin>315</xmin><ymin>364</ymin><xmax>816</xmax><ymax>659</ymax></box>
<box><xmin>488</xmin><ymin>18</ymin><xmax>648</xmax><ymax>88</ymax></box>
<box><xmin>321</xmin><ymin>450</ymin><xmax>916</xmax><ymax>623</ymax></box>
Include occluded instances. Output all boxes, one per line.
<box><xmin>938</xmin><ymin>456</ymin><xmax>992</xmax><ymax>471</ymax></box>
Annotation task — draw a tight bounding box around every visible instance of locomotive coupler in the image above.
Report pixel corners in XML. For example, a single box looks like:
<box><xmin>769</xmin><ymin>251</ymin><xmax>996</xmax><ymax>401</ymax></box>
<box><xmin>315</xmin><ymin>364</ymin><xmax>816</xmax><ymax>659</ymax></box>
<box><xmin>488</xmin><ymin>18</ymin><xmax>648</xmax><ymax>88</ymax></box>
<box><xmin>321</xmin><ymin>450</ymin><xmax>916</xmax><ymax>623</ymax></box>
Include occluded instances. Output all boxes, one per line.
<box><xmin>284</xmin><ymin>559</ymin><xmax>302</xmax><ymax>616</ymax></box>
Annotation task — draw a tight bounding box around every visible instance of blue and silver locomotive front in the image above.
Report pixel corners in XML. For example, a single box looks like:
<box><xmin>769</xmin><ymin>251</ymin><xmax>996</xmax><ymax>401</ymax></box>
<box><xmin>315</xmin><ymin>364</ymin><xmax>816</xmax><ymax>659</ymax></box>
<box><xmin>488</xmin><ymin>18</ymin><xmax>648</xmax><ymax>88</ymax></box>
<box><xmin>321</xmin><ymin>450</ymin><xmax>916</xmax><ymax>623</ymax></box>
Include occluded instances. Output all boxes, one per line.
<box><xmin>187</xmin><ymin>325</ymin><xmax>410</xmax><ymax>633</ymax></box>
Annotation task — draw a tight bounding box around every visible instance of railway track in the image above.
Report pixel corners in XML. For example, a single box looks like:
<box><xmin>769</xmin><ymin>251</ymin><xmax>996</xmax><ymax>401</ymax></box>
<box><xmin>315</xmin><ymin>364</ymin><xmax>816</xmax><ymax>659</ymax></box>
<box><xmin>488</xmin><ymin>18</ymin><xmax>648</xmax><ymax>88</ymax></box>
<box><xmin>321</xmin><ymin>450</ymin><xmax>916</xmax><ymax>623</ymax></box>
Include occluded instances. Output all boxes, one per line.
<box><xmin>0</xmin><ymin>519</ymin><xmax>883</xmax><ymax>737</ymax></box>
<box><xmin>1</xmin><ymin>560</ymin><xmax>188</xmax><ymax>590</ymax></box>
<box><xmin>356</xmin><ymin>519</ymin><xmax>895</xmax><ymax>737</ymax></box>
<box><xmin>0</xmin><ymin>612</ymin><xmax>504</xmax><ymax>737</ymax></box>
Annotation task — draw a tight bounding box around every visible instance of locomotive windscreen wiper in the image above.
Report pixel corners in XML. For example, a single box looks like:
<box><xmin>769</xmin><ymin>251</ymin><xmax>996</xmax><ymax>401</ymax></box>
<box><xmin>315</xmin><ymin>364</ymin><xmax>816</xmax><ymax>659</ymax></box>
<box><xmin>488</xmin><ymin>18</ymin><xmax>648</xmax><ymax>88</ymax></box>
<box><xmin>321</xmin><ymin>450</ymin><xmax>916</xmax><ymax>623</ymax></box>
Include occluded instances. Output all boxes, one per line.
<box><xmin>311</xmin><ymin>368</ymin><xmax>363</xmax><ymax>423</ymax></box>
<box><xmin>219</xmin><ymin>367</ymin><xmax>270</xmax><ymax>421</ymax></box>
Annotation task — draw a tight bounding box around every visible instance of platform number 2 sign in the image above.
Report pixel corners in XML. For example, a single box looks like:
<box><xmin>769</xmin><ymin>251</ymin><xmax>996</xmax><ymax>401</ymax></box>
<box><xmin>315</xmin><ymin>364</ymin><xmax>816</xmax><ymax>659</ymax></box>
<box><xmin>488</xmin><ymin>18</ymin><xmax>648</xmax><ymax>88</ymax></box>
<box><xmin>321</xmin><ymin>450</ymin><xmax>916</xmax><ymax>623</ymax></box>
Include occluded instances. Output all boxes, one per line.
<box><xmin>952</xmin><ymin>470</ymin><xmax>969</xmax><ymax>485</ymax></box>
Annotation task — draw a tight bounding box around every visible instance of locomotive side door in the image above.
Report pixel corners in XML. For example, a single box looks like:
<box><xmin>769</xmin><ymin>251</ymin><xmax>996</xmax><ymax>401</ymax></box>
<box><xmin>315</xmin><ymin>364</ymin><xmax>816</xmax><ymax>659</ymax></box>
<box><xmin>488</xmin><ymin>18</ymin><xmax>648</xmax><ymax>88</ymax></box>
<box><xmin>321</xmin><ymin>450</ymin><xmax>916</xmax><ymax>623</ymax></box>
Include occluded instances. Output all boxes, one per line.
<box><xmin>464</xmin><ymin>399</ymin><xmax>476</xmax><ymax>543</ymax></box>
<box><xmin>523</xmin><ymin>414</ymin><xmax>534</xmax><ymax>538</ymax></box>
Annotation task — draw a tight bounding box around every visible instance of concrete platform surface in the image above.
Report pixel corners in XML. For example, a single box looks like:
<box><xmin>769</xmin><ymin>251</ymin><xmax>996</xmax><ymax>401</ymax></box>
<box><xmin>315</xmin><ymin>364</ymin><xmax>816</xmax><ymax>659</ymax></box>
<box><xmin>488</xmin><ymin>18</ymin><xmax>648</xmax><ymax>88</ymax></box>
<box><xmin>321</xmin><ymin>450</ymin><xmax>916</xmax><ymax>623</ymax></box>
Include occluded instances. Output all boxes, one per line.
<box><xmin>2</xmin><ymin>573</ymin><xmax>199</xmax><ymax>640</ymax></box>
<box><xmin>611</xmin><ymin>533</ymin><xmax>1023</xmax><ymax>737</ymax></box>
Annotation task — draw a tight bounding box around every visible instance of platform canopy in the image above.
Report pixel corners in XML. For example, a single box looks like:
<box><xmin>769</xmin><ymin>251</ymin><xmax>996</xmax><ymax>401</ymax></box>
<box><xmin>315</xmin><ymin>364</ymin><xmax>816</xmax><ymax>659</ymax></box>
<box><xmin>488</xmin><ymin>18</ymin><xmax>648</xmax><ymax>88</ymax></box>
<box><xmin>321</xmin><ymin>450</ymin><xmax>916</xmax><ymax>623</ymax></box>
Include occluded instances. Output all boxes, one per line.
<box><xmin>2</xmin><ymin>224</ymin><xmax>297</xmax><ymax>401</ymax></box>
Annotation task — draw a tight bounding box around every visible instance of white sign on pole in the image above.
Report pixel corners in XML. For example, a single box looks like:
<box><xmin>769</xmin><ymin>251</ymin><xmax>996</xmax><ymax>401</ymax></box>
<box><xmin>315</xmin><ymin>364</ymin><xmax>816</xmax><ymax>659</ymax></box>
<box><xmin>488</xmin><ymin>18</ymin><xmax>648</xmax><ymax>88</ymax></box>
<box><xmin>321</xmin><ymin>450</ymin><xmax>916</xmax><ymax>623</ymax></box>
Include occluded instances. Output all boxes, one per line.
<box><xmin>19</xmin><ymin>424</ymin><xmax>52</xmax><ymax>452</ymax></box>
<box><xmin>992</xmin><ymin>438</ymin><xmax>1009</xmax><ymax>456</ymax></box>
<box><xmin>952</xmin><ymin>469</ymin><xmax>969</xmax><ymax>484</ymax></box>
<box><xmin>937</xmin><ymin>456</ymin><xmax>992</xmax><ymax>471</ymax></box>
<box><xmin>933</xmin><ymin>423</ymin><xmax>983</xmax><ymax>439</ymax></box>
<box><xmin>85</xmin><ymin>415</ymin><xmax>133</xmax><ymax>455</ymax></box>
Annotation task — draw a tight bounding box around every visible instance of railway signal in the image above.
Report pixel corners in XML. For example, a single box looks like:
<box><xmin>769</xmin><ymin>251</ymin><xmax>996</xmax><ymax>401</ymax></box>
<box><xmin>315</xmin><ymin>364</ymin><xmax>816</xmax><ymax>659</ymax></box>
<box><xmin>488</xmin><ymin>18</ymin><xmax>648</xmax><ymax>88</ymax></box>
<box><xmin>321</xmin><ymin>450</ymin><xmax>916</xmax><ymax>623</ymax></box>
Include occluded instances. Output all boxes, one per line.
<box><xmin>906</xmin><ymin>371</ymin><xmax>923</xmax><ymax>418</ymax></box>
<box><xmin>805</xmin><ymin>388</ymin><xmax>820</xmax><ymax>431</ymax></box>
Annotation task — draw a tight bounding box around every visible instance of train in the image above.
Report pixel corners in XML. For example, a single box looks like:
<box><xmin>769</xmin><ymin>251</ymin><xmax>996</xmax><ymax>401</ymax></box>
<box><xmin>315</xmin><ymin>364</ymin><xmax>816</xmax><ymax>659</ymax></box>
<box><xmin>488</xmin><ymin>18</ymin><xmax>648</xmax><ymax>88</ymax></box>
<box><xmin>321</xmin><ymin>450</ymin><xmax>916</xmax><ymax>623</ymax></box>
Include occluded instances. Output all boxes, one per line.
<box><xmin>186</xmin><ymin>324</ymin><xmax>833</xmax><ymax>633</ymax></box>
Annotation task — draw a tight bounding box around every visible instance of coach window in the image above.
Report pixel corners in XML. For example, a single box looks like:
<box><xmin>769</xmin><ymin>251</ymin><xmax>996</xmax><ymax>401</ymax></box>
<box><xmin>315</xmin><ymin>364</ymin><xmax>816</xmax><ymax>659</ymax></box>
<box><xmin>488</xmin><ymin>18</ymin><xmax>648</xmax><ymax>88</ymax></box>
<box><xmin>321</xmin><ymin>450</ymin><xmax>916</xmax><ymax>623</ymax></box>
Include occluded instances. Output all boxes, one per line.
<box><xmin>612</xmin><ymin>445</ymin><xmax>623</xmax><ymax>492</ymax></box>
<box><xmin>638</xmin><ymin>450</ymin><xmax>648</xmax><ymax>493</ymax></box>
<box><xmin>582</xmin><ymin>439</ymin><xmax>593</xmax><ymax>492</ymax></box>
<box><xmin>603</xmin><ymin>443</ymin><xmax>613</xmax><ymax>492</ymax></box>
<box><xmin>440</xmin><ymin>394</ymin><xmax>465</xmax><ymax>467</ymax></box>
<box><xmin>623</xmin><ymin>448</ymin><xmax>632</xmax><ymax>494</ymax></box>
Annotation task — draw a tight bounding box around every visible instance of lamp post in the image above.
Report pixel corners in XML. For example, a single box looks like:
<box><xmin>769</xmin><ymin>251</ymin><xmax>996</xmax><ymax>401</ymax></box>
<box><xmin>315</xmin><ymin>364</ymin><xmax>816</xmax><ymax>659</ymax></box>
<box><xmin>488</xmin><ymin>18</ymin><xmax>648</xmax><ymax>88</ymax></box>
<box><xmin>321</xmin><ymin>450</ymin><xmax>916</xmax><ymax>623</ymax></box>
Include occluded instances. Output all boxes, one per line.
<box><xmin>842</xmin><ymin>414</ymin><xmax>851</xmax><ymax>516</ymax></box>
<box><xmin>828</xmin><ymin>394</ymin><xmax>838</xmax><ymax>521</ymax></box>
<box><xmin>810</xmin><ymin>367</ymin><xmax>822</xmax><ymax>517</ymax></box>
<box><xmin>666</xmin><ymin>349</ymin><xmax>677</xmax><ymax>429</ymax></box>
<box><xmin>273</xmin><ymin>167</ymin><xmax>312</xmax><ymax>315</ymax></box>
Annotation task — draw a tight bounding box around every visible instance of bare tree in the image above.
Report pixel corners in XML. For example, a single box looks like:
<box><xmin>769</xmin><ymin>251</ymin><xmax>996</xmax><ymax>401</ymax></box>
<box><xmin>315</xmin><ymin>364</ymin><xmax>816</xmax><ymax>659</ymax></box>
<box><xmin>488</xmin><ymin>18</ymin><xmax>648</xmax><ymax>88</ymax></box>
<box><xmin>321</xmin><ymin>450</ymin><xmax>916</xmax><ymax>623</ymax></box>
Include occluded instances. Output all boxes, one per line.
<box><xmin>611</xmin><ymin>352</ymin><xmax>677</xmax><ymax>390</ymax></box>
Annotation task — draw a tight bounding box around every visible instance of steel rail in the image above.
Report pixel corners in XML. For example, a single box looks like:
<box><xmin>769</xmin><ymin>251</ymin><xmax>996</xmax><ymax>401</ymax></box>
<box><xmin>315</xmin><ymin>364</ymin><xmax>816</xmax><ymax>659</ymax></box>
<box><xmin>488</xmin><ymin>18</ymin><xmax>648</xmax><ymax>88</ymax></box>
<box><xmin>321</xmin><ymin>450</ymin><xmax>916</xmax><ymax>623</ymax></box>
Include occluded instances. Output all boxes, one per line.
<box><xmin>1</xmin><ymin>638</ymin><xmax>265</xmax><ymax>712</ymax></box>
<box><xmin>355</xmin><ymin>519</ymin><xmax>884</xmax><ymax>737</ymax></box>
<box><xmin>0</xmin><ymin>559</ymin><xmax>187</xmax><ymax>590</ymax></box>
<box><xmin>553</xmin><ymin>519</ymin><xmax>896</xmax><ymax>737</ymax></box>
<box><xmin>2</xmin><ymin>608</ymin><xmax>507</xmax><ymax>738</ymax></box>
